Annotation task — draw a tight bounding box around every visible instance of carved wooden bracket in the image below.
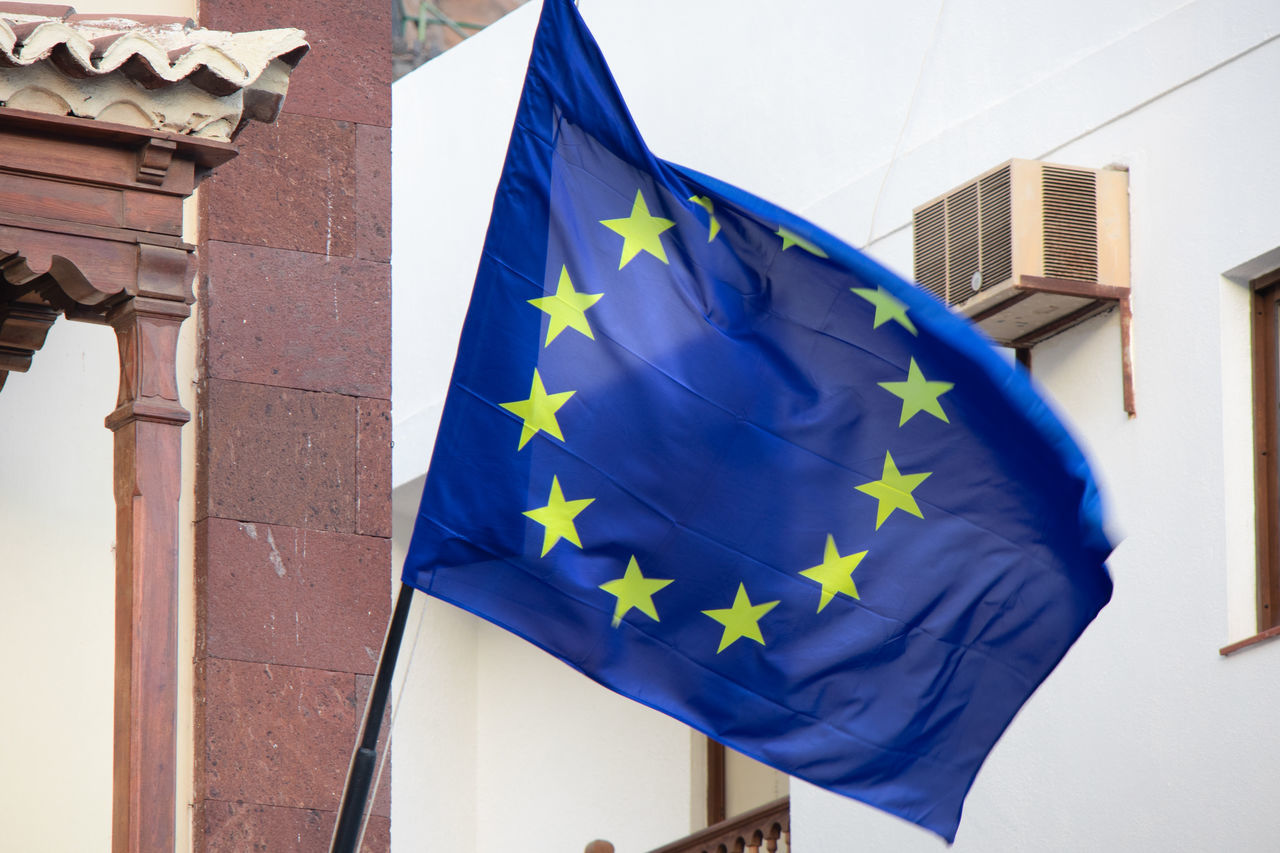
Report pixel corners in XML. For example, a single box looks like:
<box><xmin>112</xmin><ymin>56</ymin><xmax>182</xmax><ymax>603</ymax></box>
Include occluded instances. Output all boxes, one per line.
<box><xmin>0</xmin><ymin>107</ymin><xmax>236</xmax><ymax>853</ymax></box>
<box><xmin>0</xmin><ymin>295</ymin><xmax>59</xmax><ymax>374</ymax></box>
<box><xmin>106</xmin><ymin>295</ymin><xmax>192</xmax><ymax>429</ymax></box>
<box><xmin>136</xmin><ymin>139</ymin><xmax>178</xmax><ymax>186</ymax></box>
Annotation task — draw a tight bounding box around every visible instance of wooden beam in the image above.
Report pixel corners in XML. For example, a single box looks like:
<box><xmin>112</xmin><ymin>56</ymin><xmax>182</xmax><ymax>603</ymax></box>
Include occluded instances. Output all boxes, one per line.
<box><xmin>0</xmin><ymin>106</ymin><xmax>239</xmax><ymax>170</ymax></box>
<box><xmin>1015</xmin><ymin>275</ymin><xmax>1129</xmax><ymax>301</ymax></box>
<box><xmin>706</xmin><ymin>739</ymin><xmax>726</xmax><ymax>826</ymax></box>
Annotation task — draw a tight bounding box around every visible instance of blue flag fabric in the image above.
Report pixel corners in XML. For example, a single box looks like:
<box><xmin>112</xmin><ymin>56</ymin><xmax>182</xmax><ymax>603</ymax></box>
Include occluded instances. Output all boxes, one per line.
<box><xmin>403</xmin><ymin>0</ymin><xmax>1113</xmax><ymax>841</ymax></box>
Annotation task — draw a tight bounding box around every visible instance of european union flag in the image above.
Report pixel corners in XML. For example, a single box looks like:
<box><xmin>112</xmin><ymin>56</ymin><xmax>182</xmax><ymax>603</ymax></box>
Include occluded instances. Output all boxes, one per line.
<box><xmin>402</xmin><ymin>0</ymin><xmax>1112</xmax><ymax>841</ymax></box>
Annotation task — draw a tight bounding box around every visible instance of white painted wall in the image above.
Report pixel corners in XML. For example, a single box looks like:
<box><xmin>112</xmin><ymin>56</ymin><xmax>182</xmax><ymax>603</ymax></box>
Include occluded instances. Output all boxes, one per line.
<box><xmin>392</xmin><ymin>0</ymin><xmax>1280</xmax><ymax>849</ymax></box>
<box><xmin>0</xmin><ymin>321</ymin><xmax>117</xmax><ymax>852</ymax></box>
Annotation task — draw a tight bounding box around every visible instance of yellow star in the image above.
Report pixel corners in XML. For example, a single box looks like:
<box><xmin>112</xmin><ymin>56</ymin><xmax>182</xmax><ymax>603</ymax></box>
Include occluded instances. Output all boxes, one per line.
<box><xmin>799</xmin><ymin>534</ymin><xmax>865</xmax><ymax>612</ymax></box>
<box><xmin>523</xmin><ymin>475</ymin><xmax>594</xmax><ymax>557</ymax></box>
<box><xmin>528</xmin><ymin>265</ymin><xmax>603</xmax><ymax>346</ymax></box>
<box><xmin>878</xmin><ymin>358</ymin><xmax>954</xmax><ymax>426</ymax></box>
<box><xmin>855</xmin><ymin>451</ymin><xmax>931</xmax><ymax>529</ymax></box>
<box><xmin>851</xmin><ymin>286</ymin><xmax>917</xmax><ymax>335</ymax></box>
<box><xmin>702</xmin><ymin>582</ymin><xmax>780</xmax><ymax>653</ymax></box>
<box><xmin>776</xmin><ymin>226</ymin><xmax>828</xmax><ymax>257</ymax></box>
<box><xmin>599</xmin><ymin>556</ymin><xmax>673</xmax><ymax>628</ymax></box>
<box><xmin>500</xmin><ymin>368</ymin><xmax>575</xmax><ymax>450</ymax></box>
<box><xmin>689</xmin><ymin>195</ymin><xmax>721</xmax><ymax>241</ymax></box>
<box><xmin>600</xmin><ymin>189</ymin><xmax>675</xmax><ymax>269</ymax></box>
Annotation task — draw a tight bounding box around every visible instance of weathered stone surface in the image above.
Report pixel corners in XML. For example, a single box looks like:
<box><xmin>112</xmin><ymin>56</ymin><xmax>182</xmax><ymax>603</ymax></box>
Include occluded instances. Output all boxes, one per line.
<box><xmin>362</xmin><ymin>816</ymin><xmax>391</xmax><ymax>852</ymax></box>
<box><xmin>203</xmin><ymin>659</ymin><xmax>356</xmax><ymax>809</ymax></box>
<box><xmin>200</xmin><ymin>114</ymin><xmax>357</xmax><ymax>257</ymax></box>
<box><xmin>193</xmin><ymin>0</ymin><xmax>394</xmax><ymax>844</ymax></box>
<box><xmin>356</xmin><ymin>123</ymin><xmax>392</xmax><ymax>263</ymax></box>
<box><xmin>201</xmin><ymin>801</ymin><xmax>334</xmax><ymax>852</ymax></box>
<box><xmin>200</xmin><ymin>517</ymin><xmax>391</xmax><ymax>673</ymax></box>
<box><xmin>200</xmin><ymin>0</ymin><xmax>391</xmax><ymax>127</ymax></box>
<box><xmin>356</xmin><ymin>397</ymin><xmax>393</xmax><ymax>538</ymax></box>
<box><xmin>202</xmin><ymin>241</ymin><xmax>390</xmax><ymax>397</ymax></box>
<box><xmin>199</xmin><ymin>805</ymin><xmax>388</xmax><ymax>853</ymax></box>
<box><xmin>199</xmin><ymin>379</ymin><xmax>356</xmax><ymax>532</ymax></box>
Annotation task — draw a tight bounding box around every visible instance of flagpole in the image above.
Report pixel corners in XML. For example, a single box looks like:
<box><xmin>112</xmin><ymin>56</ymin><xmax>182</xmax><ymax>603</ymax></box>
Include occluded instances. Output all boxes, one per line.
<box><xmin>330</xmin><ymin>581</ymin><xmax>417</xmax><ymax>853</ymax></box>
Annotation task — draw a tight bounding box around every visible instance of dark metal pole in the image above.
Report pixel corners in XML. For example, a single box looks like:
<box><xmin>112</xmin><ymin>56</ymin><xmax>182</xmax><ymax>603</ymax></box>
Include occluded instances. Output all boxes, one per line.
<box><xmin>330</xmin><ymin>581</ymin><xmax>417</xmax><ymax>853</ymax></box>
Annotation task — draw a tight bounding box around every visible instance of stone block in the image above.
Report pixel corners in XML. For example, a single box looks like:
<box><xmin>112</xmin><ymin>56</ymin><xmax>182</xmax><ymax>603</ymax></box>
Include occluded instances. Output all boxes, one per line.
<box><xmin>201</xmin><ymin>114</ymin><xmax>357</xmax><ymax>257</ymax></box>
<box><xmin>202</xmin><ymin>241</ymin><xmax>390</xmax><ymax>398</ymax></box>
<box><xmin>199</xmin><ymin>379</ymin><xmax>356</xmax><ymax>532</ymax></box>
<box><xmin>202</xmin><ymin>659</ymin><xmax>356</xmax><ymax>809</ymax></box>
<box><xmin>200</xmin><ymin>517</ymin><xmax>391</xmax><ymax>673</ymax></box>
<box><xmin>201</xmin><ymin>801</ymin><xmax>333</xmax><ymax>852</ymax></box>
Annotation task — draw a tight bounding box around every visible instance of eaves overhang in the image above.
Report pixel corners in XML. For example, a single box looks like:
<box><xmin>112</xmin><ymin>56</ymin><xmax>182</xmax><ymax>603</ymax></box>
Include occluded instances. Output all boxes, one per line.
<box><xmin>0</xmin><ymin>1</ymin><xmax>308</xmax><ymax>141</ymax></box>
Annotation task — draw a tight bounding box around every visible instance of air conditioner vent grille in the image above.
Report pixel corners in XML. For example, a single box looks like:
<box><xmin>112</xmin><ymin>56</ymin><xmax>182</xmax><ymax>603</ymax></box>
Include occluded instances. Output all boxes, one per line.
<box><xmin>1042</xmin><ymin>165</ymin><xmax>1097</xmax><ymax>281</ymax></box>
<box><xmin>913</xmin><ymin>199</ymin><xmax>947</xmax><ymax>301</ymax></box>
<box><xmin>911</xmin><ymin>164</ymin><xmax>1016</xmax><ymax>305</ymax></box>
<box><xmin>978</xmin><ymin>164</ymin><xmax>1012</xmax><ymax>292</ymax></box>
<box><xmin>945</xmin><ymin>181</ymin><xmax>980</xmax><ymax>304</ymax></box>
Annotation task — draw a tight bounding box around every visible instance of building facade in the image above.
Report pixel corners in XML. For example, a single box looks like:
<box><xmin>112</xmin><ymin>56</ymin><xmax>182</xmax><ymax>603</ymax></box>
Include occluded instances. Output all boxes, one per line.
<box><xmin>391</xmin><ymin>0</ymin><xmax>1280</xmax><ymax>850</ymax></box>
<box><xmin>0</xmin><ymin>0</ymin><xmax>392</xmax><ymax>850</ymax></box>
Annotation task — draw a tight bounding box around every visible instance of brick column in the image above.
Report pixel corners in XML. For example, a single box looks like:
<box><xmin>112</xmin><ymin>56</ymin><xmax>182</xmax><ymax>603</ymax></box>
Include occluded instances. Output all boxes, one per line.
<box><xmin>193</xmin><ymin>1</ymin><xmax>393</xmax><ymax>849</ymax></box>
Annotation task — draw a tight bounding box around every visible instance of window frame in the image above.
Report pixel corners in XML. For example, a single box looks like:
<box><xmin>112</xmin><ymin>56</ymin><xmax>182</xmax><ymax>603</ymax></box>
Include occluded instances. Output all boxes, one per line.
<box><xmin>1251</xmin><ymin>270</ymin><xmax>1280</xmax><ymax>632</ymax></box>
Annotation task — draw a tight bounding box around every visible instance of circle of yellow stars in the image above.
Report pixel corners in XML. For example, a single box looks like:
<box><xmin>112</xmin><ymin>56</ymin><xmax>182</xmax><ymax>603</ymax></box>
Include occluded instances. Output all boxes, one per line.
<box><xmin>497</xmin><ymin>185</ymin><xmax>954</xmax><ymax>654</ymax></box>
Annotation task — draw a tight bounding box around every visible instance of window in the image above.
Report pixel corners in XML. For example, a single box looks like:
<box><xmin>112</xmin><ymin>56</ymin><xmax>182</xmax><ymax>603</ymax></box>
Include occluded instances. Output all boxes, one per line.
<box><xmin>1251</xmin><ymin>271</ymin><xmax>1280</xmax><ymax>631</ymax></box>
<box><xmin>704</xmin><ymin>737</ymin><xmax>788</xmax><ymax>826</ymax></box>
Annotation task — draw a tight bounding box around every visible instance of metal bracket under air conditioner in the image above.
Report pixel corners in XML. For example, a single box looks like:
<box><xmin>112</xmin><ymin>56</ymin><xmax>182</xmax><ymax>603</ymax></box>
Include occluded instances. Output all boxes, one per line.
<box><xmin>967</xmin><ymin>275</ymin><xmax>1135</xmax><ymax>417</ymax></box>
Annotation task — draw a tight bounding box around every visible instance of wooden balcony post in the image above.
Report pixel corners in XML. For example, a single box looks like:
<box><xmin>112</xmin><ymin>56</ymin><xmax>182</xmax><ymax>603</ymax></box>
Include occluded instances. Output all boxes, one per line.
<box><xmin>105</xmin><ymin>289</ymin><xmax>192</xmax><ymax>853</ymax></box>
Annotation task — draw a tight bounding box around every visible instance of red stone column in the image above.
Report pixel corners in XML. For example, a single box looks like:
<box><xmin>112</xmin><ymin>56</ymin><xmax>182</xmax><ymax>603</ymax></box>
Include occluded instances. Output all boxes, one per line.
<box><xmin>193</xmin><ymin>1</ymin><xmax>393</xmax><ymax>849</ymax></box>
<box><xmin>106</xmin><ymin>294</ymin><xmax>192</xmax><ymax>853</ymax></box>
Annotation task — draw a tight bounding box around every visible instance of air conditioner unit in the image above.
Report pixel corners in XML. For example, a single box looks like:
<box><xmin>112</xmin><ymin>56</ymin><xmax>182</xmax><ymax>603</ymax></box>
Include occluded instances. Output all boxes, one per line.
<box><xmin>911</xmin><ymin>158</ymin><xmax>1129</xmax><ymax>347</ymax></box>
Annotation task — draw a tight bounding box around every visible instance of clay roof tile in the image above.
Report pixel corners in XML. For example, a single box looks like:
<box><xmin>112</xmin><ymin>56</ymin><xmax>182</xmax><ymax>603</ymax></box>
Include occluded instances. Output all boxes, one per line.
<box><xmin>0</xmin><ymin>2</ymin><xmax>307</xmax><ymax>140</ymax></box>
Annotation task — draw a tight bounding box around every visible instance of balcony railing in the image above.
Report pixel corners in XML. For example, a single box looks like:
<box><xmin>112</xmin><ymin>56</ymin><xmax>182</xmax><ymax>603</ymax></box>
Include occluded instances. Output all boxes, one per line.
<box><xmin>586</xmin><ymin>796</ymin><xmax>790</xmax><ymax>853</ymax></box>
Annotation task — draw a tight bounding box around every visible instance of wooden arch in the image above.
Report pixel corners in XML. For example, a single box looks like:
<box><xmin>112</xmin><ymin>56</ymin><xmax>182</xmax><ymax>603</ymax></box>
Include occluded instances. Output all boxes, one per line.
<box><xmin>0</xmin><ymin>107</ymin><xmax>237</xmax><ymax>853</ymax></box>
